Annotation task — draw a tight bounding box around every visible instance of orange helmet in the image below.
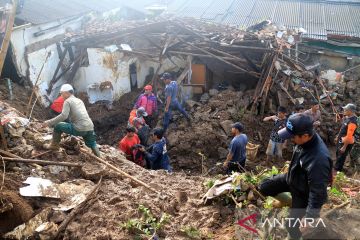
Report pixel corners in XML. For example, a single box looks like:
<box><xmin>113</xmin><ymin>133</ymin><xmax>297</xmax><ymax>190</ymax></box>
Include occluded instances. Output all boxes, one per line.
<box><xmin>144</xmin><ymin>85</ymin><xmax>152</xmax><ymax>91</ymax></box>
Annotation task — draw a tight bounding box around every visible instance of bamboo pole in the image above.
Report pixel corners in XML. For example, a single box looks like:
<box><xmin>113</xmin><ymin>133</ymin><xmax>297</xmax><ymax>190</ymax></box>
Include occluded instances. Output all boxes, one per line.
<box><xmin>1</xmin><ymin>157</ymin><xmax>82</xmax><ymax>167</ymax></box>
<box><xmin>80</xmin><ymin>148</ymin><xmax>161</xmax><ymax>195</ymax></box>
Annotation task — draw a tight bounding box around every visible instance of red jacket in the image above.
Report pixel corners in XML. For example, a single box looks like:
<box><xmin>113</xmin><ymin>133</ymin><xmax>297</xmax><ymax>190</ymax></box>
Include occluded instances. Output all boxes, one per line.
<box><xmin>51</xmin><ymin>96</ymin><xmax>65</xmax><ymax>113</ymax></box>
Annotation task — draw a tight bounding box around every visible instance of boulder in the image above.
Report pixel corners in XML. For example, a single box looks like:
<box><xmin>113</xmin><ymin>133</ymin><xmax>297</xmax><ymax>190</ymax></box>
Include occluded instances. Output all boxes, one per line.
<box><xmin>220</xmin><ymin>120</ymin><xmax>234</xmax><ymax>135</ymax></box>
<box><xmin>209</xmin><ymin>89</ymin><xmax>219</xmax><ymax>97</ymax></box>
<box><xmin>217</xmin><ymin>147</ymin><xmax>228</xmax><ymax>159</ymax></box>
<box><xmin>346</xmin><ymin>80</ymin><xmax>358</xmax><ymax>91</ymax></box>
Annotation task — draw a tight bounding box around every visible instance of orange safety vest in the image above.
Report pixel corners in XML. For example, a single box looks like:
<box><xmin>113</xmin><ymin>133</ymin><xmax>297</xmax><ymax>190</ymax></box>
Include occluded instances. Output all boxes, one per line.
<box><xmin>128</xmin><ymin>109</ymin><xmax>137</xmax><ymax>126</ymax></box>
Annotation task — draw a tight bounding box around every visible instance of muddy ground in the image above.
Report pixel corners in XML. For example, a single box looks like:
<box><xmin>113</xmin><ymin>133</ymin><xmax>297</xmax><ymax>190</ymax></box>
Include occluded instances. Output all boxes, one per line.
<box><xmin>0</xmin><ymin>83</ymin><xmax>359</xmax><ymax>239</ymax></box>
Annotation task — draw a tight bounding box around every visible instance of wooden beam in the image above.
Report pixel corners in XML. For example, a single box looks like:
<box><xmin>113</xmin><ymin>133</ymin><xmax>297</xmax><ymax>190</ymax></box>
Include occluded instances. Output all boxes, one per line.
<box><xmin>46</xmin><ymin>47</ymin><xmax>69</xmax><ymax>94</ymax></box>
<box><xmin>179</xmin><ymin>39</ymin><xmax>258</xmax><ymax>77</ymax></box>
<box><xmin>0</xmin><ymin>0</ymin><xmax>16</xmax><ymax>75</ymax></box>
<box><xmin>2</xmin><ymin>157</ymin><xmax>82</xmax><ymax>167</ymax></box>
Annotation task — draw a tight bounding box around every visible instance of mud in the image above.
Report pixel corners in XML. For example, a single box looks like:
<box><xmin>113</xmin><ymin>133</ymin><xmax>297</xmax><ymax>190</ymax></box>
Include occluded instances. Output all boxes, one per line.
<box><xmin>85</xmin><ymin>89</ymin><xmax>143</xmax><ymax>145</ymax></box>
<box><xmin>0</xmin><ymin>190</ymin><xmax>34</xmax><ymax>234</ymax></box>
<box><xmin>0</xmin><ymin>80</ymin><xmax>49</xmax><ymax>121</ymax></box>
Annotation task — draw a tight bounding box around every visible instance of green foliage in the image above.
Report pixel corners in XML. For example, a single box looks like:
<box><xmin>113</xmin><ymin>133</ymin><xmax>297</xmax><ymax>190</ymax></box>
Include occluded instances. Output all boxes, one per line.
<box><xmin>181</xmin><ymin>225</ymin><xmax>214</xmax><ymax>239</ymax></box>
<box><xmin>263</xmin><ymin>197</ymin><xmax>274</xmax><ymax>210</ymax></box>
<box><xmin>121</xmin><ymin>205</ymin><xmax>170</xmax><ymax>237</ymax></box>
<box><xmin>259</xmin><ymin>166</ymin><xmax>279</xmax><ymax>182</ymax></box>
<box><xmin>181</xmin><ymin>226</ymin><xmax>202</xmax><ymax>239</ymax></box>
<box><xmin>204</xmin><ymin>179</ymin><xmax>215</xmax><ymax>189</ymax></box>
<box><xmin>329</xmin><ymin>187</ymin><xmax>347</xmax><ymax>201</ymax></box>
<box><xmin>334</xmin><ymin>172</ymin><xmax>347</xmax><ymax>186</ymax></box>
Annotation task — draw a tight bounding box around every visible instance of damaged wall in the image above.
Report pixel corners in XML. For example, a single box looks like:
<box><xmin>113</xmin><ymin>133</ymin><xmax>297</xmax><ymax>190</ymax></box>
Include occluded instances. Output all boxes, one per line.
<box><xmin>73</xmin><ymin>48</ymin><xmax>186</xmax><ymax>103</ymax></box>
<box><xmin>10</xmin><ymin>17</ymin><xmax>84</xmax><ymax>105</ymax></box>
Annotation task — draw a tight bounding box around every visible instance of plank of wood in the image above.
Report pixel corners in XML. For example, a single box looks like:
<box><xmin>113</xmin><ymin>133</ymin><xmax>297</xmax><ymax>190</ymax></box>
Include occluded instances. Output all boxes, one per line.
<box><xmin>2</xmin><ymin>157</ymin><xmax>82</xmax><ymax>167</ymax></box>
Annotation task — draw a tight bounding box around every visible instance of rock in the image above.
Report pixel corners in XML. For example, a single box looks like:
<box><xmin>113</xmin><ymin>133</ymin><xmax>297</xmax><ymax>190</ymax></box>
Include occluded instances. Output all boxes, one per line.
<box><xmin>186</xmin><ymin>100</ymin><xmax>200</xmax><ymax>108</ymax></box>
<box><xmin>209</xmin><ymin>89</ymin><xmax>219</xmax><ymax>96</ymax></box>
<box><xmin>346</xmin><ymin>81</ymin><xmax>358</xmax><ymax>91</ymax></box>
<box><xmin>256</xmin><ymin>199</ymin><xmax>263</xmax><ymax>207</ymax></box>
<box><xmin>238</xmin><ymin>194</ymin><xmax>247</xmax><ymax>202</ymax></box>
<box><xmin>240</xmin><ymin>181</ymin><xmax>250</xmax><ymax>192</ymax></box>
<box><xmin>200</xmin><ymin>93</ymin><xmax>210</xmax><ymax>104</ymax></box>
<box><xmin>217</xmin><ymin>147</ymin><xmax>228</xmax><ymax>159</ymax></box>
<box><xmin>247</xmin><ymin>190</ymin><xmax>255</xmax><ymax>201</ymax></box>
<box><xmin>175</xmin><ymin>191</ymin><xmax>188</xmax><ymax>204</ymax></box>
<box><xmin>220</xmin><ymin>120</ymin><xmax>234</xmax><ymax>135</ymax></box>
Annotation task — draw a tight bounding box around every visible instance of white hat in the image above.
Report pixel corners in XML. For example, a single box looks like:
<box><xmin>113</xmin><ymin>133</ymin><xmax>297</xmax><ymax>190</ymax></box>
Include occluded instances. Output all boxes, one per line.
<box><xmin>60</xmin><ymin>84</ymin><xmax>74</xmax><ymax>93</ymax></box>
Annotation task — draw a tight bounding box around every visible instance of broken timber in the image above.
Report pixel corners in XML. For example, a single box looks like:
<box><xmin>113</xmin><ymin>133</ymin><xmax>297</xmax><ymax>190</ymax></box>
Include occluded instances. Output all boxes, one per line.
<box><xmin>2</xmin><ymin>157</ymin><xmax>82</xmax><ymax>167</ymax></box>
<box><xmin>80</xmin><ymin>148</ymin><xmax>163</xmax><ymax>196</ymax></box>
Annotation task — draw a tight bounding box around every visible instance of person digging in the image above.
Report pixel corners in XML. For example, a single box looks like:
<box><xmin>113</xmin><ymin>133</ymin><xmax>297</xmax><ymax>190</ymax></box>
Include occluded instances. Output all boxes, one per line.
<box><xmin>42</xmin><ymin>84</ymin><xmax>100</xmax><ymax>157</ymax></box>
<box><xmin>259</xmin><ymin>113</ymin><xmax>332</xmax><ymax>240</ymax></box>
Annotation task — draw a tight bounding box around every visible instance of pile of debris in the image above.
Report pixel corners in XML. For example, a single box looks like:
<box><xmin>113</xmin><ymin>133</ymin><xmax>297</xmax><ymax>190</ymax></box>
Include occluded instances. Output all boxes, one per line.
<box><xmin>166</xmin><ymin>88</ymin><xmax>273</xmax><ymax>174</ymax></box>
<box><xmin>0</xmin><ymin>99</ymin><xmax>237</xmax><ymax>239</ymax></box>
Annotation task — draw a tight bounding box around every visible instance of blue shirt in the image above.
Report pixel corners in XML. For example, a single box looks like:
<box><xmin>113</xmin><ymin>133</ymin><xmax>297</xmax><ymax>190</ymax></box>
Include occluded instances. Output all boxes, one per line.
<box><xmin>165</xmin><ymin>81</ymin><xmax>178</xmax><ymax>103</ymax></box>
<box><xmin>145</xmin><ymin>138</ymin><xmax>171</xmax><ymax>171</ymax></box>
<box><xmin>229</xmin><ymin>134</ymin><xmax>248</xmax><ymax>163</ymax></box>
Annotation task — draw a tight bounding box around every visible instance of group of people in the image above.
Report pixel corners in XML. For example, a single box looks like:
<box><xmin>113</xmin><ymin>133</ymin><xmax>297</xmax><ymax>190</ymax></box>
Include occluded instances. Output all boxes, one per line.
<box><xmin>118</xmin><ymin>72</ymin><xmax>191</xmax><ymax>172</ymax></box>
<box><xmin>42</xmin><ymin>78</ymin><xmax>359</xmax><ymax>240</ymax></box>
<box><xmin>43</xmin><ymin>71</ymin><xmax>191</xmax><ymax>174</ymax></box>
<box><xmin>223</xmin><ymin>101</ymin><xmax>358</xmax><ymax>239</ymax></box>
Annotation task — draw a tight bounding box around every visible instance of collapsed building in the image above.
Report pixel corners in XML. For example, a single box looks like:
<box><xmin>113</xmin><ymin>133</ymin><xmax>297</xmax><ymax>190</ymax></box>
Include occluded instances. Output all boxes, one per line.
<box><xmin>0</xmin><ymin>0</ymin><xmax>360</xmax><ymax>239</ymax></box>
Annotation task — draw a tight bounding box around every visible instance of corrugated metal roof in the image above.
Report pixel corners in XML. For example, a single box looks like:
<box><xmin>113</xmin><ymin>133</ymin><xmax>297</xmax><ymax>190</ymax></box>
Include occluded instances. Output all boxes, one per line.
<box><xmin>16</xmin><ymin>0</ymin><xmax>155</xmax><ymax>24</ymax></box>
<box><xmin>167</xmin><ymin>0</ymin><xmax>360</xmax><ymax>40</ymax></box>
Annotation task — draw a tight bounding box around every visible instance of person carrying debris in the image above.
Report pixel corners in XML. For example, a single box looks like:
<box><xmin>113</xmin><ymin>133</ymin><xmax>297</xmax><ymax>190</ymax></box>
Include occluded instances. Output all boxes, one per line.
<box><xmin>334</xmin><ymin>103</ymin><xmax>358</xmax><ymax>172</ymax></box>
<box><xmin>263</xmin><ymin>106</ymin><xmax>287</xmax><ymax>161</ymax></box>
<box><xmin>259</xmin><ymin>113</ymin><xmax>332</xmax><ymax>239</ymax></box>
<box><xmin>129</xmin><ymin>107</ymin><xmax>150</xmax><ymax>145</ymax></box>
<box><xmin>223</xmin><ymin>122</ymin><xmax>248</xmax><ymax>174</ymax></box>
<box><xmin>134</xmin><ymin>85</ymin><xmax>158</xmax><ymax>127</ymax></box>
<box><xmin>161</xmin><ymin>72</ymin><xmax>191</xmax><ymax>132</ymax></box>
<box><xmin>304</xmin><ymin>100</ymin><xmax>321</xmax><ymax>127</ymax></box>
<box><xmin>43</xmin><ymin>84</ymin><xmax>100</xmax><ymax>157</ymax></box>
<box><xmin>119</xmin><ymin>126</ymin><xmax>145</xmax><ymax>166</ymax></box>
<box><xmin>139</xmin><ymin>128</ymin><xmax>171</xmax><ymax>172</ymax></box>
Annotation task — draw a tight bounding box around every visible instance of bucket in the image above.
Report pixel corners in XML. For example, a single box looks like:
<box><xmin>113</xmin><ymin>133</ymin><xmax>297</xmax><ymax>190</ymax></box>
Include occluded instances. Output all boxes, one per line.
<box><xmin>246</xmin><ymin>142</ymin><xmax>260</xmax><ymax>161</ymax></box>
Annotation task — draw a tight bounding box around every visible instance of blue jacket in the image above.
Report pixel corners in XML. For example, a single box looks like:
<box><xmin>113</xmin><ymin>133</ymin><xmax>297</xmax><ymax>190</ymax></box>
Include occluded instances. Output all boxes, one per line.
<box><xmin>145</xmin><ymin>138</ymin><xmax>171</xmax><ymax>171</ymax></box>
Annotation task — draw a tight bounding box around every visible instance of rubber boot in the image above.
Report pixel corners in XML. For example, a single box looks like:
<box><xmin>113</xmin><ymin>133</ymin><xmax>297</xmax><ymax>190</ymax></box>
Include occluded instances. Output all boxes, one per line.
<box><xmin>91</xmin><ymin>145</ymin><xmax>101</xmax><ymax>157</ymax></box>
<box><xmin>273</xmin><ymin>192</ymin><xmax>292</xmax><ymax>208</ymax></box>
<box><xmin>43</xmin><ymin>131</ymin><xmax>61</xmax><ymax>150</ymax></box>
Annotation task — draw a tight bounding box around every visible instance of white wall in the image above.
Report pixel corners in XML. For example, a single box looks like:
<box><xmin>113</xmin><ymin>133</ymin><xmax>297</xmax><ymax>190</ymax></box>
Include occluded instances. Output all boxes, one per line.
<box><xmin>73</xmin><ymin>48</ymin><xmax>186</xmax><ymax>102</ymax></box>
<box><xmin>10</xmin><ymin>17</ymin><xmax>84</xmax><ymax>105</ymax></box>
<box><xmin>10</xmin><ymin>17</ymin><xmax>187</xmax><ymax>105</ymax></box>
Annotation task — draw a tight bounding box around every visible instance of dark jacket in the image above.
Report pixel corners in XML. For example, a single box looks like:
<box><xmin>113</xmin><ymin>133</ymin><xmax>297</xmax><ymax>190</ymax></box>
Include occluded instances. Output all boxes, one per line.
<box><xmin>144</xmin><ymin>138</ymin><xmax>171</xmax><ymax>171</ymax></box>
<box><xmin>286</xmin><ymin>133</ymin><xmax>332</xmax><ymax>217</ymax></box>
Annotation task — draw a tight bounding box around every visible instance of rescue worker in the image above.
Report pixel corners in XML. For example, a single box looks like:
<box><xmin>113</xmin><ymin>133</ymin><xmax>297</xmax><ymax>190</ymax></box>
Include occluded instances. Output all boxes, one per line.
<box><xmin>223</xmin><ymin>122</ymin><xmax>248</xmax><ymax>174</ymax></box>
<box><xmin>134</xmin><ymin>85</ymin><xmax>158</xmax><ymax>127</ymax></box>
<box><xmin>304</xmin><ymin>100</ymin><xmax>321</xmax><ymax>127</ymax></box>
<box><xmin>129</xmin><ymin>107</ymin><xmax>150</xmax><ymax>146</ymax></box>
<box><xmin>263</xmin><ymin>106</ymin><xmax>287</xmax><ymax>161</ymax></box>
<box><xmin>259</xmin><ymin>113</ymin><xmax>332</xmax><ymax>239</ymax></box>
<box><xmin>350</xmin><ymin>115</ymin><xmax>360</xmax><ymax>169</ymax></box>
<box><xmin>161</xmin><ymin>72</ymin><xmax>191</xmax><ymax>132</ymax></box>
<box><xmin>294</xmin><ymin>104</ymin><xmax>305</xmax><ymax>114</ymax></box>
<box><xmin>334</xmin><ymin>103</ymin><xmax>358</xmax><ymax>172</ymax></box>
<box><xmin>139</xmin><ymin>128</ymin><xmax>171</xmax><ymax>172</ymax></box>
<box><xmin>119</xmin><ymin>126</ymin><xmax>140</xmax><ymax>161</ymax></box>
<box><xmin>43</xmin><ymin>84</ymin><xmax>100</xmax><ymax>157</ymax></box>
